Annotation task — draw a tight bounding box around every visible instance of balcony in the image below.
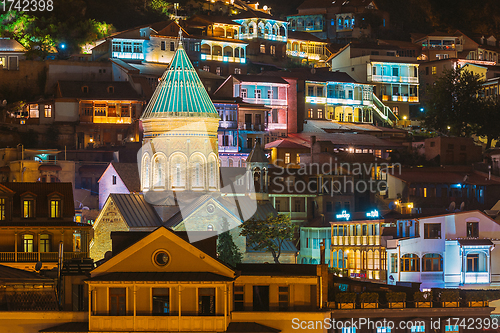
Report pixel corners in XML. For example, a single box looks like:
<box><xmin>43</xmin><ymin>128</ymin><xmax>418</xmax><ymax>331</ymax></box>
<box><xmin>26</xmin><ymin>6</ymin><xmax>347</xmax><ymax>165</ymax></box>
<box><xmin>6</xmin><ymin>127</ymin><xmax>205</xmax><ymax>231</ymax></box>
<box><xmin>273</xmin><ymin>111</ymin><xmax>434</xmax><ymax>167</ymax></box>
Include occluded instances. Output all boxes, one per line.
<box><xmin>242</xmin><ymin>97</ymin><xmax>287</xmax><ymax>106</ymax></box>
<box><xmin>90</xmin><ymin>315</ymin><xmax>226</xmax><ymax>332</ymax></box>
<box><xmin>201</xmin><ymin>54</ymin><xmax>246</xmax><ymax>63</ymax></box>
<box><xmin>239</xmin><ymin>123</ymin><xmax>267</xmax><ymax>131</ymax></box>
<box><xmin>381</xmin><ymin>95</ymin><xmax>419</xmax><ymax>103</ymax></box>
<box><xmin>370</xmin><ymin>75</ymin><xmax>419</xmax><ymax>84</ymax></box>
<box><xmin>93</xmin><ymin>115</ymin><xmax>132</xmax><ymax>124</ymax></box>
<box><xmin>0</xmin><ymin>252</ymin><xmax>88</xmax><ymax>262</ymax></box>
<box><xmin>332</xmin><ymin>236</ymin><xmax>380</xmax><ymax>246</ymax></box>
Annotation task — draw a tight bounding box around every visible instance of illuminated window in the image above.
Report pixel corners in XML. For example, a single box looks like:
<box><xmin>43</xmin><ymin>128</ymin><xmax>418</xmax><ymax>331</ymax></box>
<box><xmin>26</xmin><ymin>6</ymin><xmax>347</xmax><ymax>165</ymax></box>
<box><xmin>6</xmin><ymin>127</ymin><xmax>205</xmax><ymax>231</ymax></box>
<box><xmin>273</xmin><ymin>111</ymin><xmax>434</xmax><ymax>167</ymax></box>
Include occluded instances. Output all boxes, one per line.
<box><xmin>392</xmin><ymin>106</ymin><xmax>399</xmax><ymax>115</ymax></box>
<box><xmin>270</xmin><ymin>45</ymin><xmax>275</xmax><ymax>55</ymax></box>
<box><xmin>308</xmin><ymin>109</ymin><xmax>313</xmax><ymax>118</ymax></box>
<box><xmin>285</xmin><ymin>153</ymin><xmax>291</xmax><ymax>164</ymax></box>
<box><xmin>50</xmin><ymin>199</ymin><xmax>61</xmax><ymax>218</ymax></box>
<box><xmin>112</xmin><ymin>42</ymin><xmax>121</xmax><ymax>52</ymax></box>
<box><xmin>23</xmin><ymin>199</ymin><xmax>34</xmax><ymax>218</ymax></box>
<box><xmin>22</xmin><ymin>234</ymin><xmax>34</xmax><ymax>252</ymax></box>
<box><xmin>44</xmin><ymin>105</ymin><xmax>52</xmax><ymax>118</ymax></box>
<box><xmin>29</xmin><ymin>104</ymin><xmax>39</xmax><ymax>118</ymax></box>
<box><xmin>216</xmin><ymin>67</ymin><xmax>222</xmax><ymax>75</ymax></box>
<box><xmin>432</xmin><ymin>66</ymin><xmax>437</xmax><ymax>75</ymax></box>
<box><xmin>296</xmin><ymin>153</ymin><xmax>300</xmax><ymax>164</ymax></box>
<box><xmin>39</xmin><ymin>234</ymin><xmax>51</xmax><ymax>252</ymax></box>
<box><xmin>400</xmin><ymin>253</ymin><xmax>419</xmax><ymax>272</ymax></box>
<box><xmin>203</xmin><ymin>65</ymin><xmax>210</xmax><ymax>72</ymax></box>
<box><xmin>260</xmin><ymin>44</ymin><xmax>266</xmax><ymax>53</ymax></box>
<box><xmin>390</xmin><ymin>253</ymin><xmax>398</xmax><ymax>273</ymax></box>
<box><xmin>73</xmin><ymin>231</ymin><xmax>81</xmax><ymax>252</ymax></box>
<box><xmin>318</xmin><ymin>109</ymin><xmax>323</xmax><ymax>118</ymax></box>
<box><xmin>234</xmin><ymin>67</ymin><xmax>241</xmax><ymax>74</ymax></box>
<box><xmin>123</xmin><ymin>42</ymin><xmax>132</xmax><ymax>53</ymax></box>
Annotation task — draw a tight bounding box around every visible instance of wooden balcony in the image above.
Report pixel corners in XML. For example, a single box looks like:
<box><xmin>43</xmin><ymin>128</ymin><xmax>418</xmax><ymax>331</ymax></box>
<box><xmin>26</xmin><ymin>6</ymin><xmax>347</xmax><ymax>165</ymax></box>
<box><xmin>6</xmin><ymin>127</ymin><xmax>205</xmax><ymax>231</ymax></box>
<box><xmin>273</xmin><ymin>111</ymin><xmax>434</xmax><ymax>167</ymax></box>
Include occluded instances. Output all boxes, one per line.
<box><xmin>0</xmin><ymin>252</ymin><xmax>88</xmax><ymax>262</ymax></box>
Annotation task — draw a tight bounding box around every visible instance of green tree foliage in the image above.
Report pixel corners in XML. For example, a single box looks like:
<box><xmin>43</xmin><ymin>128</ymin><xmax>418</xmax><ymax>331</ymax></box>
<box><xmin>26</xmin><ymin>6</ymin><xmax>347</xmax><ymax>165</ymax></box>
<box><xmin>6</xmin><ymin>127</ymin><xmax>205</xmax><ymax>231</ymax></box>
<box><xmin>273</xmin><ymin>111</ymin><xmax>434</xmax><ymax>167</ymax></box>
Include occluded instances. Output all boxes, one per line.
<box><xmin>0</xmin><ymin>0</ymin><xmax>113</xmax><ymax>57</ymax></box>
<box><xmin>217</xmin><ymin>220</ymin><xmax>242</xmax><ymax>267</ymax></box>
<box><xmin>240</xmin><ymin>213</ymin><xmax>296</xmax><ymax>264</ymax></box>
<box><xmin>475</xmin><ymin>95</ymin><xmax>500</xmax><ymax>149</ymax></box>
<box><xmin>424</xmin><ymin>67</ymin><xmax>483</xmax><ymax>137</ymax></box>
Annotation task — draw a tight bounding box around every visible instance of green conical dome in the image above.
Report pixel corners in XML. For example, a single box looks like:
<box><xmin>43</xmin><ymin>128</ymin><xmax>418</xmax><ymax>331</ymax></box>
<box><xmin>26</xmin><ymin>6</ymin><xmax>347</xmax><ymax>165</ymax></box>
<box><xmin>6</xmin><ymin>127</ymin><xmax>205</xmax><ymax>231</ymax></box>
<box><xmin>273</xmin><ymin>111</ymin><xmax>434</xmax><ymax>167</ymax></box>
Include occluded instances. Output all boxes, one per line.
<box><xmin>141</xmin><ymin>41</ymin><xmax>219</xmax><ymax>119</ymax></box>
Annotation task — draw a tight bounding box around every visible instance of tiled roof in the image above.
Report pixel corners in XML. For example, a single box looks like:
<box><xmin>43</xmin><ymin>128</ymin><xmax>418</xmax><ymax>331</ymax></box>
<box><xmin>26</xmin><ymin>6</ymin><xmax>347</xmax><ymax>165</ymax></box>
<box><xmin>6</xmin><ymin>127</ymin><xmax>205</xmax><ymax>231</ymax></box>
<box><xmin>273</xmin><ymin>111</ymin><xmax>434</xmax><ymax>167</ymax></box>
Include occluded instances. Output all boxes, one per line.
<box><xmin>288</xmin><ymin>31</ymin><xmax>326</xmax><ymax>43</ymax></box>
<box><xmin>0</xmin><ymin>38</ymin><xmax>26</xmax><ymax>52</ymax></box>
<box><xmin>57</xmin><ymin>81</ymin><xmax>142</xmax><ymax>100</ymax></box>
<box><xmin>232</xmin><ymin>74</ymin><xmax>289</xmax><ymax>84</ymax></box>
<box><xmin>265</xmin><ymin>139</ymin><xmax>309</xmax><ymax>149</ymax></box>
<box><xmin>88</xmin><ymin>271</ymin><xmax>234</xmax><ymax>281</ymax></box>
<box><xmin>110</xmin><ymin>162</ymin><xmax>141</xmax><ymax>192</ymax></box>
<box><xmin>1</xmin><ymin>182</ymin><xmax>74</xmax><ymax>219</ymax></box>
<box><xmin>109</xmin><ymin>193</ymin><xmax>163</xmax><ymax>228</ymax></box>
<box><xmin>140</xmin><ymin>40</ymin><xmax>219</xmax><ymax>119</ymax></box>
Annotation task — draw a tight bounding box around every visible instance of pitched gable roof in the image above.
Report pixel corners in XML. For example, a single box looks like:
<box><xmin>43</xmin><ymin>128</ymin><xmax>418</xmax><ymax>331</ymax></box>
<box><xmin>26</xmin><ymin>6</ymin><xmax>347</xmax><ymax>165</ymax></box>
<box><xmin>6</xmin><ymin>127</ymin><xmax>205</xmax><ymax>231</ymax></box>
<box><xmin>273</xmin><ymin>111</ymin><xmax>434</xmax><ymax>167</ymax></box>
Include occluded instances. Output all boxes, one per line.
<box><xmin>90</xmin><ymin>226</ymin><xmax>236</xmax><ymax>278</ymax></box>
<box><xmin>247</xmin><ymin>141</ymin><xmax>269</xmax><ymax>163</ymax></box>
<box><xmin>110</xmin><ymin>162</ymin><xmax>141</xmax><ymax>192</ymax></box>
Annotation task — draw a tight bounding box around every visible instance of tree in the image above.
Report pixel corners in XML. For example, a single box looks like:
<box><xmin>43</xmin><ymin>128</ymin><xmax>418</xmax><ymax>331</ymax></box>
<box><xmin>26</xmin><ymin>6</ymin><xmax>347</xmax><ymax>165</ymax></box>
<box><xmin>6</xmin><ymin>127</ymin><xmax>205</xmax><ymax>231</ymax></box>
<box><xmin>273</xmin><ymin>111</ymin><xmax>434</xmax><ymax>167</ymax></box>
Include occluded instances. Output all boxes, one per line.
<box><xmin>424</xmin><ymin>67</ymin><xmax>483</xmax><ymax>137</ymax></box>
<box><xmin>217</xmin><ymin>218</ymin><xmax>242</xmax><ymax>267</ymax></box>
<box><xmin>240</xmin><ymin>213</ymin><xmax>296</xmax><ymax>264</ymax></box>
<box><xmin>475</xmin><ymin>95</ymin><xmax>500</xmax><ymax>149</ymax></box>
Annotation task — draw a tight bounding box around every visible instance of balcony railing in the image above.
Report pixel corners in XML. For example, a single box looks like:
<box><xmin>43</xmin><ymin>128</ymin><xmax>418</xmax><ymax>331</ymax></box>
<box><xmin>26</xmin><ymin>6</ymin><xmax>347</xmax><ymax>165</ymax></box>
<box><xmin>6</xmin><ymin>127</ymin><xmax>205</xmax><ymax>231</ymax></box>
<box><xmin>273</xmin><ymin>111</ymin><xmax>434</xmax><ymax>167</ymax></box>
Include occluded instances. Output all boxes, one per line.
<box><xmin>381</xmin><ymin>95</ymin><xmax>419</xmax><ymax>103</ymax></box>
<box><xmin>242</xmin><ymin>97</ymin><xmax>288</xmax><ymax>106</ymax></box>
<box><xmin>370</xmin><ymin>75</ymin><xmax>419</xmax><ymax>84</ymax></box>
<box><xmin>0</xmin><ymin>252</ymin><xmax>88</xmax><ymax>262</ymax></box>
<box><xmin>332</xmin><ymin>236</ymin><xmax>380</xmax><ymax>246</ymax></box>
<box><xmin>201</xmin><ymin>54</ymin><xmax>246</xmax><ymax>63</ymax></box>
<box><xmin>238</xmin><ymin>123</ymin><xmax>267</xmax><ymax>131</ymax></box>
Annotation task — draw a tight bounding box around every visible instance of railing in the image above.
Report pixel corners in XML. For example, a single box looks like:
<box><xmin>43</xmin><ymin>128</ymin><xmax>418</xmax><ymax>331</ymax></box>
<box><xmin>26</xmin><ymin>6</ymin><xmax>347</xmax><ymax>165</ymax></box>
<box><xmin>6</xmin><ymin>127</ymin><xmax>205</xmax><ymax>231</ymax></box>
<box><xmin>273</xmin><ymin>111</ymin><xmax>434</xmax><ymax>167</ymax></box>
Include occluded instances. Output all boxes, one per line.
<box><xmin>464</xmin><ymin>272</ymin><xmax>489</xmax><ymax>284</ymax></box>
<box><xmin>0</xmin><ymin>251</ymin><xmax>88</xmax><ymax>262</ymax></box>
<box><xmin>242</xmin><ymin>97</ymin><xmax>288</xmax><ymax>106</ymax></box>
<box><xmin>238</xmin><ymin>123</ymin><xmax>267</xmax><ymax>131</ymax></box>
<box><xmin>370</xmin><ymin>75</ymin><xmax>419</xmax><ymax>84</ymax></box>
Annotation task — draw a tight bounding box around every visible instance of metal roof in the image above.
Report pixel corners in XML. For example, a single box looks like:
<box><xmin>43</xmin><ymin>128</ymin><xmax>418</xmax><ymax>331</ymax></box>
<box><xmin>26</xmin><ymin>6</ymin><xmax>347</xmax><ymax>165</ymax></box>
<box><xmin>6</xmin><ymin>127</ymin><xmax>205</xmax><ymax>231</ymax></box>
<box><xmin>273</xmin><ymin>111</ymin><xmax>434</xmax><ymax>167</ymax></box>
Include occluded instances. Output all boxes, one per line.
<box><xmin>88</xmin><ymin>271</ymin><xmax>234</xmax><ymax>281</ymax></box>
<box><xmin>110</xmin><ymin>193</ymin><xmax>163</xmax><ymax>228</ymax></box>
<box><xmin>246</xmin><ymin>141</ymin><xmax>269</xmax><ymax>163</ymax></box>
<box><xmin>140</xmin><ymin>39</ymin><xmax>219</xmax><ymax>119</ymax></box>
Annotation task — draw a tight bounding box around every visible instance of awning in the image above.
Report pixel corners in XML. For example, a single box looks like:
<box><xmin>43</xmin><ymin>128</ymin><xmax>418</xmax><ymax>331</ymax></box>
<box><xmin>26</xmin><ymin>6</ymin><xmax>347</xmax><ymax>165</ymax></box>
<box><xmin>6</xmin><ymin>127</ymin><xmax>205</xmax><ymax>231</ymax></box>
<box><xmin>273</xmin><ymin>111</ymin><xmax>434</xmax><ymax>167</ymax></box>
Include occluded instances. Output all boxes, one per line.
<box><xmin>458</xmin><ymin>239</ymin><xmax>494</xmax><ymax>246</ymax></box>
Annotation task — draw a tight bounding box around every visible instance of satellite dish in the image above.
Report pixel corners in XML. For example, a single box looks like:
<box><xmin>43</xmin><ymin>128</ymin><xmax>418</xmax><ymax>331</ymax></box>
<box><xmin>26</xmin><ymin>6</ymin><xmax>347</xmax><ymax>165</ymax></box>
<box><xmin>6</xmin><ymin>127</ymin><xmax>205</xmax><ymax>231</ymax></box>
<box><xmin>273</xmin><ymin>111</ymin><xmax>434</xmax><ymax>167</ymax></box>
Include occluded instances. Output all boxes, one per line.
<box><xmin>448</xmin><ymin>201</ymin><xmax>456</xmax><ymax>211</ymax></box>
<box><xmin>460</xmin><ymin>202</ymin><xmax>465</xmax><ymax>211</ymax></box>
<box><xmin>35</xmin><ymin>261</ymin><xmax>42</xmax><ymax>271</ymax></box>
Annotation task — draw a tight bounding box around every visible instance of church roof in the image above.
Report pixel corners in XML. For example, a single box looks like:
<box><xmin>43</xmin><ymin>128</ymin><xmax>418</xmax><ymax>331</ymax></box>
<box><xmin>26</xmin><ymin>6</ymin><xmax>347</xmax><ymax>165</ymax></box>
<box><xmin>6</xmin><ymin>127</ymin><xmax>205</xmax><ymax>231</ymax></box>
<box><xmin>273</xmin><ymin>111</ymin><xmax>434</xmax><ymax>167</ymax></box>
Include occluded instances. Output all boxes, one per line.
<box><xmin>246</xmin><ymin>141</ymin><xmax>269</xmax><ymax>163</ymax></box>
<box><xmin>140</xmin><ymin>38</ymin><xmax>219</xmax><ymax>119</ymax></box>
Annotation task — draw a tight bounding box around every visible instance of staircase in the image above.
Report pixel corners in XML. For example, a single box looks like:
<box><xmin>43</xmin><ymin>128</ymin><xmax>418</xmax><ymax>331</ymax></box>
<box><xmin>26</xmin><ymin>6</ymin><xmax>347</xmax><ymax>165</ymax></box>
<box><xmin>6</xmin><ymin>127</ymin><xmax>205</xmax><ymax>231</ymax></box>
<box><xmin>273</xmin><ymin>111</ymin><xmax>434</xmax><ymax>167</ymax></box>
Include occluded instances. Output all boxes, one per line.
<box><xmin>371</xmin><ymin>94</ymin><xmax>399</xmax><ymax>126</ymax></box>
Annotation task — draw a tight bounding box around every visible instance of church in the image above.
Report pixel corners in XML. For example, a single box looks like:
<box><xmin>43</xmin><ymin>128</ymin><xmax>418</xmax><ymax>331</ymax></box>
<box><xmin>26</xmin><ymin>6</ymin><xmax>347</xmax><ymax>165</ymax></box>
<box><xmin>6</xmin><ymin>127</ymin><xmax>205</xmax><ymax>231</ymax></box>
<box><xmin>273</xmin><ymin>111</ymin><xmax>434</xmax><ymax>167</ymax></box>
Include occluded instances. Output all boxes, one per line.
<box><xmin>90</xmin><ymin>38</ymin><xmax>297</xmax><ymax>264</ymax></box>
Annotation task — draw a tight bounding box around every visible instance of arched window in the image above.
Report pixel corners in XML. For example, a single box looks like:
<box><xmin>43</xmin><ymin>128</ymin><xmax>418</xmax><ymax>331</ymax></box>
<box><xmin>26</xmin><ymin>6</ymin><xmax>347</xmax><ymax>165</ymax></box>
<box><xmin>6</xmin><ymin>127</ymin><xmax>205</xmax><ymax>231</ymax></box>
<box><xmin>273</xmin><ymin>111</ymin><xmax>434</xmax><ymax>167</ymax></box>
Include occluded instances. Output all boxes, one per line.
<box><xmin>208</xmin><ymin>154</ymin><xmax>217</xmax><ymax>190</ymax></box>
<box><xmin>249</xmin><ymin>25</ymin><xmax>254</xmax><ymax>34</ymax></box>
<box><xmin>279</xmin><ymin>26</ymin><xmax>285</xmax><ymax>36</ymax></box>
<box><xmin>401</xmin><ymin>253</ymin><xmax>420</xmax><ymax>272</ymax></box>
<box><xmin>207</xmin><ymin>224</ymin><xmax>214</xmax><ymax>231</ymax></box>
<box><xmin>234</xmin><ymin>48</ymin><xmax>240</xmax><ymax>58</ymax></box>
<box><xmin>228</xmin><ymin>159</ymin><xmax>233</xmax><ymax>167</ymax></box>
<box><xmin>170</xmin><ymin>154</ymin><xmax>187</xmax><ymax>190</ymax></box>
<box><xmin>422</xmin><ymin>253</ymin><xmax>442</xmax><ymax>271</ymax></box>
<box><xmin>142</xmin><ymin>154</ymin><xmax>151</xmax><ymax>190</ymax></box>
<box><xmin>190</xmin><ymin>154</ymin><xmax>205</xmax><ymax>190</ymax></box>
<box><xmin>39</xmin><ymin>234</ymin><xmax>51</xmax><ymax>253</ymax></box>
<box><xmin>153</xmin><ymin>155</ymin><xmax>166</xmax><ymax>189</ymax></box>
